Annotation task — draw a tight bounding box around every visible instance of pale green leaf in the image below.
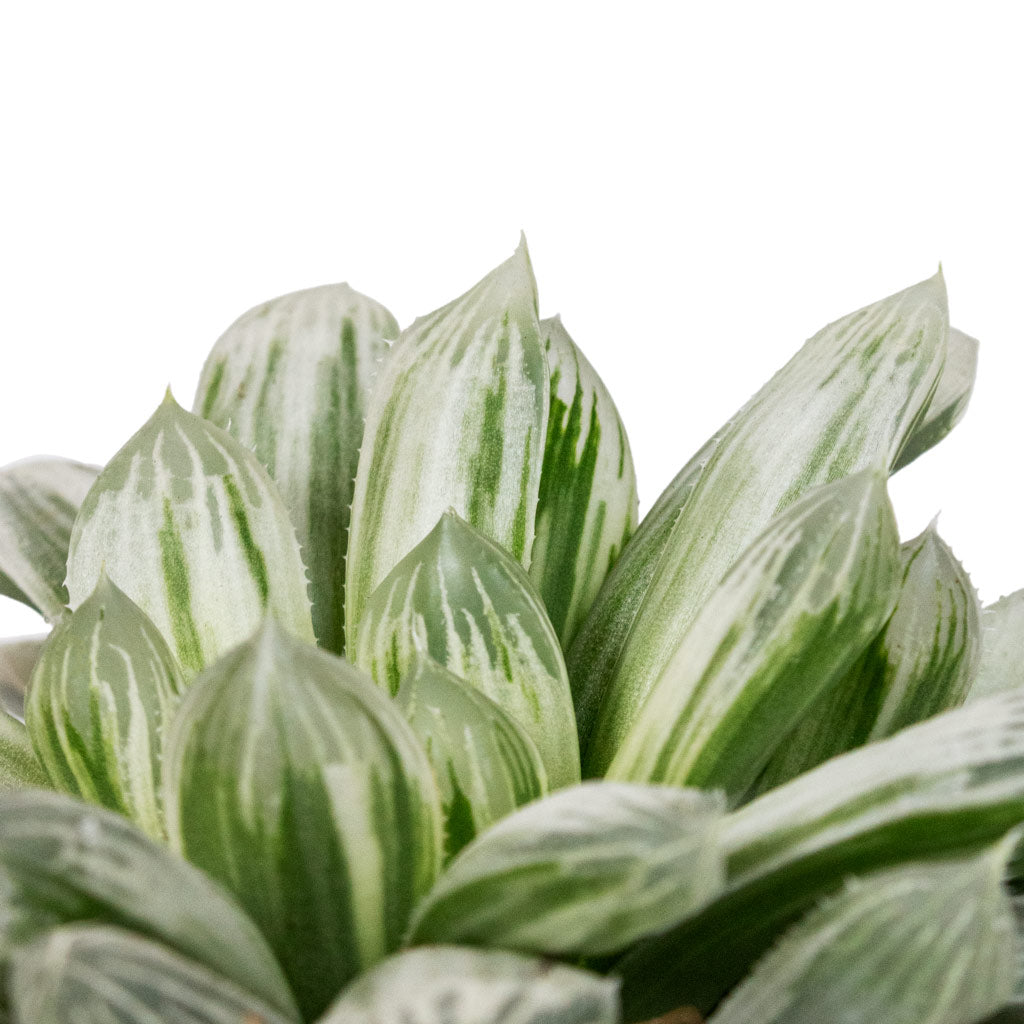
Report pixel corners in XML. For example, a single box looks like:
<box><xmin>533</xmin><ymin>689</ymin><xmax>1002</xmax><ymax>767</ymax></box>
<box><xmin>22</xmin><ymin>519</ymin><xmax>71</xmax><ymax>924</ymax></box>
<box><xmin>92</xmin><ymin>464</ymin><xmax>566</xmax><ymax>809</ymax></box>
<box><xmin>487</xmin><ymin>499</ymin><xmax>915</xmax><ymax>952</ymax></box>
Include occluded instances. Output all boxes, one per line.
<box><xmin>408</xmin><ymin>781</ymin><xmax>725</xmax><ymax>957</ymax></box>
<box><xmin>10</xmin><ymin>924</ymin><xmax>298</xmax><ymax>1024</ymax></box>
<box><xmin>530</xmin><ymin>315</ymin><xmax>638</xmax><ymax>647</ymax></box>
<box><xmin>319</xmin><ymin>946</ymin><xmax>619</xmax><ymax>1024</ymax></box>
<box><xmin>354</xmin><ymin>510</ymin><xmax>580</xmax><ymax>789</ymax></box>
<box><xmin>194</xmin><ymin>282</ymin><xmax>398</xmax><ymax>654</ymax></box>
<box><xmin>970</xmin><ymin>589</ymin><xmax>1024</xmax><ymax>701</ymax></box>
<box><xmin>0</xmin><ymin>708</ymin><xmax>49</xmax><ymax>791</ymax></box>
<box><xmin>24</xmin><ymin>573</ymin><xmax>185</xmax><ymax>838</ymax></box>
<box><xmin>164</xmin><ymin>618</ymin><xmax>443</xmax><ymax>1019</ymax></box>
<box><xmin>396</xmin><ymin>651</ymin><xmax>548</xmax><ymax>860</ymax></box>
<box><xmin>604</xmin><ymin>470</ymin><xmax>901</xmax><ymax>794</ymax></box>
<box><xmin>0</xmin><ymin>633</ymin><xmax>46</xmax><ymax>720</ymax></box>
<box><xmin>346</xmin><ymin>237</ymin><xmax>548</xmax><ymax>645</ymax></box>
<box><xmin>65</xmin><ymin>393</ymin><xmax>314</xmax><ymax>677</ymax></box>
<box><xmin>0</xmin><ymin>457</ymin><xmax>98</xmax><ymax>622</ymax></box>
<box><xmin>0</xmin><ymin>790</ymin><xmax>297</xmax><ymax>1017</ymax></box>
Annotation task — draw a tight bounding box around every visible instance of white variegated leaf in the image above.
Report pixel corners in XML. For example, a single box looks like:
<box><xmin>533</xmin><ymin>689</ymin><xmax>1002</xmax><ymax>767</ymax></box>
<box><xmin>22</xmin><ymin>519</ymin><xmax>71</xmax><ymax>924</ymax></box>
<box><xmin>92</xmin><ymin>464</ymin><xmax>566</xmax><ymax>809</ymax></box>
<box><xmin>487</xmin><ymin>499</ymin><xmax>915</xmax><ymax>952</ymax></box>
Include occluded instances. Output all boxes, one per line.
<box><xmin>65</xmin><ymin>394</ymin><xmax>314</xmax><ymax>677</ymax></box>
<box><xmin>346</xmin><ymin>237</ymin><xmax>548</xmax><ymax>645</ymax></box>
<box><xmin>970</xmin><ymin>589</ymin><xmax>1024</xmax><ymax>701</ymax></box>
<box><xmin>0</xmin><ymin>708</ymin><xmax>49</xmax><ymax>791</ymax></box>
<box><xmin>0</xmin><ymin>633</ymin><xmax>46</xmax><ymax>720</ymax></box>
<box><xmin>320</xmin><ymin>946</ymin><xmax>619</xmax><ymax>1024</ymax></box>
<box><xmin>0</xmin><ymin>457</ymin><xmax>98</xmax><ymax>622</ymax></box>
<box><xmin>194</xmin><ymin>282</ymin><xmax>398</xmax><ymax>654</ymax></box>
<box><xmin>164</xmin><ymin>619</ymin><xmax>443</xmax><ymax>1020</ymax></box>
<box><xmin>354</xmin><ymin>510</ymin><xmax>580</xmax><ymax>789</ymax></box>
<box><xmin>408</xmin><ymin>782</ymin><xmax>725</xmax><ymax>957</ymax></box>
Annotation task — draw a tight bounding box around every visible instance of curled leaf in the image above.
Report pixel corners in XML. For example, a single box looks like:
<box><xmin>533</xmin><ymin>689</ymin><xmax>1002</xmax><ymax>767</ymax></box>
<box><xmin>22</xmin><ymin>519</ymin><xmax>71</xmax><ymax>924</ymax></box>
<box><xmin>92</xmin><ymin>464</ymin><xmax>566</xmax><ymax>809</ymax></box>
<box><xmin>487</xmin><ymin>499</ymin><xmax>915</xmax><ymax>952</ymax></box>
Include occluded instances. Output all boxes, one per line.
<box><xmin>970</xmin><ymin>589</ymin><xmax>1024</xmax><ymax>702</ymax></box>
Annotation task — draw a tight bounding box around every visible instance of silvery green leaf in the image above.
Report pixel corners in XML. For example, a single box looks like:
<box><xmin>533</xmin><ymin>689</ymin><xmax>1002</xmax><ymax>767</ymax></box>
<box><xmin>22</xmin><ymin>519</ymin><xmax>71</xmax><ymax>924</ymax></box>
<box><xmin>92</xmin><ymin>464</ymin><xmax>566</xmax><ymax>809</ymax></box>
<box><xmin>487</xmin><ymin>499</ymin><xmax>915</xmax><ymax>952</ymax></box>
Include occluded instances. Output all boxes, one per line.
<box><xmin>164</xmin><ymin>618</ymin><xmax>443</xmax><ymax>1019</ymax></box>
<box><xmin>0</xmin><ymin>633</ymin><xmax>46</xmax><ymax>720</ymax></box>
<box><xmin>396</xmin><ymin>652</ymin><xmax>548</xmax><ymax>860</ymax></box>
<box><xmin>194</xmin><ymin>282</ymin><xmax>398</xmax><ymax>655</ymax></box>
<box><xmin>578</xmin><ymin>273</ymin><xmax>948</xmax><ymax>764</ymax></box>
<box><xmin>603</xmin><ymin>470</ymin><xmax>901</xmax><ymax>794</ymax></box>
<box><xmin>708</xmin><ymin>838</ymin><xmax>1018</xmax><ymax>1024</ymax></box>
<box><xmin>970</xmin><ymin>590</ymin><xmax>1024</xmax><ymax>701</ymax></box>
<box><xmin>24</xmin><ymin>573</ymin><xmax>185</xmax><ymax>838</ymax></box>
<box><xmin>529</xmin><ymin>316</ymin><xmax>638</xmax><ymax>647</ymax></box>
<box><xmin>0</xmin><ymin>790</ymin><xmax>297</xmax><ymax>1017</ymax></box>
<box><xmin>0</xmin><ymin>457</ymin><xmax>98</xmax><ymax>622</ymax></box>
<box><xmin>354</xmin><ymin>510</ymin><xmax>580</xmax><ymax>789</ymax></box>
<box><xmin>10</xmin><ymin>925</ymin><xmax>298</xmax><ymax>1024</ymax></box>
<box><xmin>0</xmin><ymin>709</ymin><xmax>48</xmax><ymax>790</ymax></box>
<box><xmin>614</xmin><ymin>692</ymin><xmax>1024</xmax><ymax>1021</ymax></box>
<box><xmin>408</xmin><ymin>782</ymin><xmax>725</xmax><ymax>957</ymax></box>
<box><xmin>66</xmin><ymin>393</ymin><xmax>314</xmax><ymax>676</ymax></box>
<box><xmin>319</xmin><ymin>946</ymin><xmax>619</xmax><ymax>1024</ymax></box>
<box><xmin>346</xmin><ymin>238</ymin><xmax>548</xmax><ymax>645</ymax></box>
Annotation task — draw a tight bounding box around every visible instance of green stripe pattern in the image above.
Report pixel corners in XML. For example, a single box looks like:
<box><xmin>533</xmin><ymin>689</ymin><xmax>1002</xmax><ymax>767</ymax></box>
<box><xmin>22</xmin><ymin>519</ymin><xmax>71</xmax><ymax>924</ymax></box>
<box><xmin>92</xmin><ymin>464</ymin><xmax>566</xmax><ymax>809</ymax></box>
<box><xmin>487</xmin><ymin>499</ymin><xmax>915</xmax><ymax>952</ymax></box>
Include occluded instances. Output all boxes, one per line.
<box><xmin>346</xmin><ymin>238</ymin><xmax>548</xmax><ymax>646</ymax></box>
<box><xmin>396</xmin><ymin>652</ymin><xmax>548</xmax><ymax>860</ymax></box>
<box><xmin>194</xmin><ymin>282</ymin><xmax>398</xmax><ymax>654</ymax></box>
<box><xmin>0</xmin><ymin>633</ymin><xmax>46</xmax><ymax>720</ymax></box>
<box><xmin>24</xmin><ymin>573</ymin><xmax>185</xmax><ymax>838</ymax></box>
<box><xmin>0</xmin><ymin>790</ymin><xmax>297</xmax><ymax>1016</ymax></box>
<box><xmin>708</xmin><ymin>840</ymin><xmax>1018</xmax><ymax>1024</ymax></box>
<box><xmin>319</xmin><ymin>946</ymin><xmax>619</xmax><ymax>1024</ymax></box>
<box><xmin>0</xmin><ymin>708</ymin><xmax>49</xmax><ymax>790</ymax></box>
<box><xmin>65</xmin><ymin>394</ymin><xmax>314</xmax><ymax>677</ymax></box>
<box><xmin>604</xmin><ymin>470</ymin><xmax>901</xmax><ymax>792</ymax></box>
<box><xmin>163</xmin><ymin>618</ymin><xmax>443</xmax><ymax>1020</ymax></box>
<box><xmin>354</xmin><ymin>510</ymin><xmax>580</xmax><ymax>789</ymax></box>
<box><xmin>970</xmin><ymin>589</ymin><xmax>1024</xmax><ymax>702</ymax></box>
<box><xmin>0</xmin><ymin>457</ymin><xmax>98</xmax><ymax>621</ymax></box>
<box><xmin>529</xmin><ymin>316</ymin><xmax>637</xmax><ymax>648</ymax></box>
<box><xmin>10</xmin><ymin>925</ymin><xmax>298</xmax><ymax>1024</ymax></box>
<box><xmin>408</xmin><ymin>782</ymin><xmax>725</xmax><ymax>957</ymax></box>
<box><xmin>572</xmin><ymin>273</ymin><xmax>948</xmax><ymax>764</ymax></box>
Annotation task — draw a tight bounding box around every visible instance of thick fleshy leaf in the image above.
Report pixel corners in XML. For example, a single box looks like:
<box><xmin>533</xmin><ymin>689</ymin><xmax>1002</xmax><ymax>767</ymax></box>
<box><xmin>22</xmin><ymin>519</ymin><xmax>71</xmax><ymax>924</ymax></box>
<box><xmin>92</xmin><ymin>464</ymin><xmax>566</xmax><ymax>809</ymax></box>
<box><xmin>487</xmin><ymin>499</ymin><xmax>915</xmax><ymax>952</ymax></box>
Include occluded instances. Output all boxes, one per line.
<box><xmin>24</xmin><ymin>573</ymin><xmax>185</xmax><ymax>838</ymax></box>
<box><xmin>164</xmin><ymin>619</ymin><xmax>443</xmax><ymax>1019</ymax></box>
<box><xmin>346</xmin><ymin>237</ymin><xmax>548</xmax><ymax>645</ymax></box>
<box><xmin>320</xmin><ymin>946</ymin><xmax>619</xmax><ymax>1024</ymax></box>
<box><xmin>0</xmin><ymin>457</ymin><xmax>98</xmax><ymax>622</ymax></box>
<box><xmin>708</xmin><ymin>839</ymin><xmax>1018</xmax><ymax>1024</ymax></box>
<box><xmin>529</xmin><ymin>316</ymin><xmax>638</xmax><ymax>647</ymax></box>
<box><xmin>0</xmin><ymin>633</ymin><xmax>46</xmax><ymax>720</ymax></box>
<box><xmin>603</xmin><ymin>470</ymin><xmax>901</xmax><ymax>792</ymax></box>
<box><xmin>354</xmin><ymin>510</ymin><xmax>580</xmax><ymax>788</ymax></box>
<box><xmin>408</xmin><ymin>782</ymin><xmax>725</xmax><ymax>957</ymax></box>
<box><xmin>10</xmin><ymin>925</ymin><xmax>298</xmax><ymax>1024</ymax></box>
<box><xmin>0</xmin><ymin>790</ymin><xmax>297</xmax><ymax>1017</ymax></box>
<box><xmin>575</xmin><ymin>273</ymin><xmax>948</xmax><ymax>761</ymax></box>
<box><xmin>614</xmin><ymin>692</ymin><xmax>1024</xmax><ymax>1021</ymax></box>
<box><xmin>0</xmin><ymin>709</ymin><xmax>49</xmax><ymax>790</ymax></box>
<box><xmin>65</xmin><ymin>394</ymin><xmax>314</xmax><ymax>676</ymax></box>
<box><xmin>970</xmin><ymin>590</ymin><xmax>1024</xmax><ymax>701</ymax></box>
<box><xmin>752</xmin><ymin>522</ymin><xmax>981</xmax><ymax>795</ymax></box>
<box><xmin>396</xmin><ymin>652</ymin><xmax>548</xmax><ymax>860</ymax></box>
<box><xmin>194</xmin><ymin>282</ymin><xmax>398</xmax><ymax>654</ymax></box>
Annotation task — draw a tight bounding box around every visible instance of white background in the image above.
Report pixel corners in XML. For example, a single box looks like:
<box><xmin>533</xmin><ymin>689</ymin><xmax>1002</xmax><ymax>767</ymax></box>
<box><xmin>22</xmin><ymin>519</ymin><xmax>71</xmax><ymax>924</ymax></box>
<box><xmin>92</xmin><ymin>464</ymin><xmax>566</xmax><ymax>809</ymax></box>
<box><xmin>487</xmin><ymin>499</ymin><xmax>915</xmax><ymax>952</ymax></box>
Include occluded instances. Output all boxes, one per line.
<box><xmin>2</xmin><ymin>2</ymin><xmax>1022</xmax><ymax>637</ymax></box>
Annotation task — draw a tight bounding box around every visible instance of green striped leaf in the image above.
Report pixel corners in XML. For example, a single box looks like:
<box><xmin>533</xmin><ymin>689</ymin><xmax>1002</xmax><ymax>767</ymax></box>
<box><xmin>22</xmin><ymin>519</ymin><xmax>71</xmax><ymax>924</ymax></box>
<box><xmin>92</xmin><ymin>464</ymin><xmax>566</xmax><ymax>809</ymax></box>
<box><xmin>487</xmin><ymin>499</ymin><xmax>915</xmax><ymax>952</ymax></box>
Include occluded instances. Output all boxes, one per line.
<box><xmin>346</xmin><ymin>237</ymin><xmax>548</xmax><ymax>645</ymax></box>
<box><xmin>708</xmin><ymin>839</ymin><xmax>1018</xmax><ymax>1024</ymax></box>
<box><xmin>320</xmin><ymin>946</ymin><xmax>619</xmax><ymax>1024</ymax></box>
<box><xmin>0</xmin><ymin>633</ymin><xmax>46</xmax><ymax>720</ymax></box>
<box><xmin>604</xmin><ymin>470</ymin><xmax>901</xmax><ymax>794</ymax></box>
<box><xmin>613</xmin><ymin>692</ymin><xmax>1024</xmax><ymax>1021</ymax></box>
<box><xmin>577</xmin><ymin>273</ymin><xmax>948</xmax><ymax>765</ymax></box>
<box><xmin>752</xmin><ymin>522</ymin><xmax>981</xmax><ymax>795</ymax></box>
<box><xmin>408</xmin><ymin>782</ymin><xmax>725</xmax><ymax>957</ymax></box>
<box><xmin>0</xmin><ymin>457</ymin><xmax>98</xmax><ymax>622</ymax></box>
<box><xmin>396</xmin><ymin>651</ymin><xmax>548</xmax><ymax>860</ymax></box>
<box><xmin>10</xmin><ymin>925</ymin><xmax>298</xmax><ymax>1024</ymax></box>
<box><xmin>65</xmin><ymin>393</ymin><xmax>314</xmax><ymax>677</ymax></box>
<box><xmin>24</xmin><ymin>573</ymin><xmax>185</xmax><ymax>838</ymax></box>
<box><xmin>0</xmin><ymin>709</ymin><xmax>49</xmax><ymax>790</ymax></box>
<box><xmin>530</xmin><ymin>316</ymin><xmax>638</xmax><ymax>648</ymax></box>
<box><xmin>0</xmin><ymin>790</ymin><xmax>297</xmax><ymax>1017</ymax></box>
<box><xmin>164</xmin><ymin>618</ymin><xmax>443</xmax><ymax>1019</ymax></box>
<box><xmin>354</xmin><ymin>510</ymin><xmax>580</xmax><ymax>789</ymax></box>
<box><xmin>970</xmin><ymin>590</ymin><xmax>1024</xmax><ymax>701</ymax></box>
<box><xmin>194</xmin><ymin>282</ymin><xmax>398</xmax><ymax>654</ymax></box>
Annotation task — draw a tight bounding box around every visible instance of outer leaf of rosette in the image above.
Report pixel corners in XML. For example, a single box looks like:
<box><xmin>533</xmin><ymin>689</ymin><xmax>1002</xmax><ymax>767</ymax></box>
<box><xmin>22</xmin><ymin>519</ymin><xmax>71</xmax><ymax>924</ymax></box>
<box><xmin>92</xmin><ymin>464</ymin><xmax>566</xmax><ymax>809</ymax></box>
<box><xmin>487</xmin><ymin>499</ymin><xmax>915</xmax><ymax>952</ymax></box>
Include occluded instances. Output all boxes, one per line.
<box><xmin>346</xmin><ymin>236</ymin><xmax>548</xmax><ymax>647</ymax></box>
<box><xmin>395</xmin><ymin>652</ymin><xmax>548</xmax><ymax>861</ymax></box>
<box><xmin>0</xmin><ymin>708</ymin><xmax>49</xmax><ymax>790</ymax></box>
<box><xmin>163</xmin><ymin>617</ymin><xmax>443</xmax><ymax>1020</ymax></box>
<box><xmin>24</xmin><ymin>572</ymin><xmax>185</xmax><ymax>839</ymax></box>
<box><xmin>65</xmin><ymin>392</ymin><xmax>315</xmax><ymax>678</ymax></box>
<box><xmin>0</xmin><ymin>633</ymin><xmax>47</xmax><ymax>720</ymax></box>
<box><xmin>194</xmin><ymin>282</ymin><xmax>398</xmax><ymax>655</ymax></box>
<box><xmin>354</xmin><ymin>509</ymin><xmax>580</xmax><ymax>789</ymax></box>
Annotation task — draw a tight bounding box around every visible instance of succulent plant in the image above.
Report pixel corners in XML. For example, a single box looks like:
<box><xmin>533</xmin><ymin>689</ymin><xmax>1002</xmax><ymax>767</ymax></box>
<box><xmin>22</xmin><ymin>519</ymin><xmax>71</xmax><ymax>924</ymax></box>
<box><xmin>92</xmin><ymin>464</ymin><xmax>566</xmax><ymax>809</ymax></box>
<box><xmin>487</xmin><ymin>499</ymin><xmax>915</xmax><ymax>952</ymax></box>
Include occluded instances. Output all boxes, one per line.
<box><xmin>0</xmin><ymin>238</ymin><xmax>1021</xmax><ymax>1024</ymax></box>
